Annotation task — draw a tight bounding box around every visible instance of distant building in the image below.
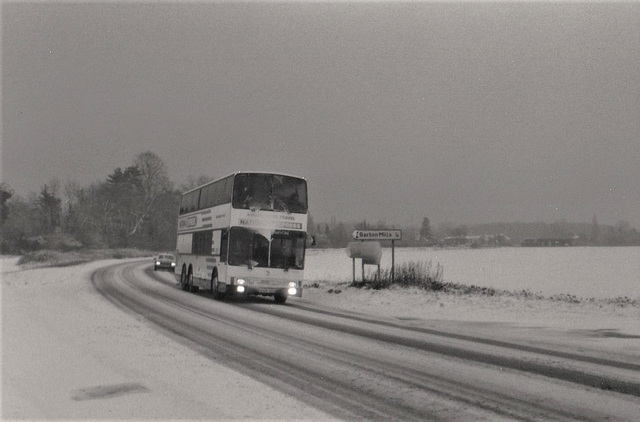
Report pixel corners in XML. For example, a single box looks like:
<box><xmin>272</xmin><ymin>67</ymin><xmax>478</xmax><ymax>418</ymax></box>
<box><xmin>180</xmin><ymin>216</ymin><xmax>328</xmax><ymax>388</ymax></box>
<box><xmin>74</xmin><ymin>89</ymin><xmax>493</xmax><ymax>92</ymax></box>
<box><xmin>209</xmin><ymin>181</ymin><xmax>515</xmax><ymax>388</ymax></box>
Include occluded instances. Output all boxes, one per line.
<box><xmin>440</xmin><ymin>234</ymin><xmax>511</xmax><ymax>248</ymax></box>
<box><xmin>441</xmin><ymin>236</ymin><xmax>474</xmax><ymax>248</ymax></box>
<box><xmin>521</xmin><ymin>236</ymin><xmax>578</xmax><ymax>247</ymax></box>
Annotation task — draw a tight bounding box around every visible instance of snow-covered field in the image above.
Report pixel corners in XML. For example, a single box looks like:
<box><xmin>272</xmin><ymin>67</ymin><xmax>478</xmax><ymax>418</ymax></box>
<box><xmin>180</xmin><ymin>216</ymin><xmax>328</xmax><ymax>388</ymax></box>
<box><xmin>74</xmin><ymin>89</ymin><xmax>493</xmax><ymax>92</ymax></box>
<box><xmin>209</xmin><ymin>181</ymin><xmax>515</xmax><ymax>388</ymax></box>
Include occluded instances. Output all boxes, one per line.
<box><xmin>303</xmin><ymin>246</ymin><xmax>640</xmax><ymax>335</ymax></box>
<box><xmin>305</xmin><ymin>246</ymin><xmax>640</xmax><ymax>300</ymax></box>
<box><xmin>2</xmin><ymin>249</ymin><xmax>639</xmax><ymax>418</ymax></box>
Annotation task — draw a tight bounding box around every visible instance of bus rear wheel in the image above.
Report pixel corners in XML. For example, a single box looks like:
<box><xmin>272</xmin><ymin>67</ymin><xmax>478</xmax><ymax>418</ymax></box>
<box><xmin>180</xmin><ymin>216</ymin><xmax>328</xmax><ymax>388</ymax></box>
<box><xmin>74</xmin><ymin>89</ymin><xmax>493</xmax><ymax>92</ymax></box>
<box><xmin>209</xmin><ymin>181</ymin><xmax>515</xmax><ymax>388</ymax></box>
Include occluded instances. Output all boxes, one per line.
<box><xmin>274</xmin><ymin>292</ymin><xmax>287</xmax><ymax>304</ymax></box>
<box><xmin>180</xmin><ymin>268</ymin><xmax>188</xmax><ymax>291</ymax></box>
<box><xmin>186</xmin><ymin>270</ymin><xmax>195</xmax><ymax>293</ymax></box>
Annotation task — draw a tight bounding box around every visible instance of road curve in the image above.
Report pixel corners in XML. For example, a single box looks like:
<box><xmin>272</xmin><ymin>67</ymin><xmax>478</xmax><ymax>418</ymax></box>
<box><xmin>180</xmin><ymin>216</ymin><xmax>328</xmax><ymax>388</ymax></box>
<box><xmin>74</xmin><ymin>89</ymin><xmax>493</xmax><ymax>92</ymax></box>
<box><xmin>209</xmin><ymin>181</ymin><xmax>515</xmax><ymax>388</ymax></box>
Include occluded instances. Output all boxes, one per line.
<box><xmin>92</xmin><ymin>260</ymin><xmax>640</xmax><ymax>420</ymax></box>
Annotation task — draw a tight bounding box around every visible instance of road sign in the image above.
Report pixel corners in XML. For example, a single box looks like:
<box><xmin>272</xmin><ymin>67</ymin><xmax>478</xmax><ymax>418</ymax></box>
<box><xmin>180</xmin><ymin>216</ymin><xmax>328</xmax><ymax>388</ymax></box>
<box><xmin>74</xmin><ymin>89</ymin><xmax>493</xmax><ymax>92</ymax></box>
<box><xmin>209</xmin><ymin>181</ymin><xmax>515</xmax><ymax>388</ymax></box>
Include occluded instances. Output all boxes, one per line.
<box><xmin>352</xmin><ymin>229</ymin><xmax>402</xmax><ymax>241</ymax></box>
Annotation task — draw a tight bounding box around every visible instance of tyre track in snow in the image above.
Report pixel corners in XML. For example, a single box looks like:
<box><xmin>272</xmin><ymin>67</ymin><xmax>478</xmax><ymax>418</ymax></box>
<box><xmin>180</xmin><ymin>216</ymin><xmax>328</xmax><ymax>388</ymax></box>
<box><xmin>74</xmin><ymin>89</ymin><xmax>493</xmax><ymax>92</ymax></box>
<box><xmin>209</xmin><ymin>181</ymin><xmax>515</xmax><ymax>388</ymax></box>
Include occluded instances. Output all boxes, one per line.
<box><xmin>93</xmin><ymin>260</ymin><xmax>640</xmax><ymax>421</ymax></box>
<box><xmin>239</xmin><ymin>301</ymin><xmax>640</xmax><ymax>397</ymax></box>
<box><xmin>288</xmin><ymin>302</ymin><xmax>640</xmax><ymax>371</ymax></box>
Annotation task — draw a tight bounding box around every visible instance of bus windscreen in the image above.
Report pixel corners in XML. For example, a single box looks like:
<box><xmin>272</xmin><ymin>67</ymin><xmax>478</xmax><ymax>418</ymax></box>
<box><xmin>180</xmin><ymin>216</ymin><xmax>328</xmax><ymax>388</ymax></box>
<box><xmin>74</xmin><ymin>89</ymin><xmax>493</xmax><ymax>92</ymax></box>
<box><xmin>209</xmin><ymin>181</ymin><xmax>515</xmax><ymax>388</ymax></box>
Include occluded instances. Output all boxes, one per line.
<box><xmin>232</xmin><ymin>174</ymin><xmax>307</xmax><ymax>214</ymax></box>
<box><xmin>228</xmin><ymin>227</ymin><xmax>305</xmax><ymax>270</ymax></box>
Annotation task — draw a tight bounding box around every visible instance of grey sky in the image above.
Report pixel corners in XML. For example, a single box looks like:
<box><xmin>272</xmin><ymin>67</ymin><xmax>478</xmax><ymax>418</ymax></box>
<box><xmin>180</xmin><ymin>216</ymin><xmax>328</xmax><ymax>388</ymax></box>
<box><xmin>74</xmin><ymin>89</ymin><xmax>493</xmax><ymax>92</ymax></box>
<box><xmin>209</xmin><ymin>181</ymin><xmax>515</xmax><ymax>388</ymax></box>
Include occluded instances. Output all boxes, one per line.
<box><xmin>2</xmin><ymin>1</ymin><xmax>639</xmax><ymax>228</ymax></box>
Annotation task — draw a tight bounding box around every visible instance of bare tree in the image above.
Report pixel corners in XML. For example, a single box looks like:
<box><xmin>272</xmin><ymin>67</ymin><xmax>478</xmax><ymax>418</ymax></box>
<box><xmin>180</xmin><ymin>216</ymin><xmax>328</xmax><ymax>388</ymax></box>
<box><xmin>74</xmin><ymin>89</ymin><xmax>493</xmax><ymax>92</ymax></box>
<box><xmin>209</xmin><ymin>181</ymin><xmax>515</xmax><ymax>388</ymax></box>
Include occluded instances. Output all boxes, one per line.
<box><xmin>181</xmin><ymin>174</ymin><xmax>212</xmax><ymax>192</ymax></box>
<box><xmin>130</xmin><ymin>151</ymin><xmax>172</xmax><ymax>235</ymax></box>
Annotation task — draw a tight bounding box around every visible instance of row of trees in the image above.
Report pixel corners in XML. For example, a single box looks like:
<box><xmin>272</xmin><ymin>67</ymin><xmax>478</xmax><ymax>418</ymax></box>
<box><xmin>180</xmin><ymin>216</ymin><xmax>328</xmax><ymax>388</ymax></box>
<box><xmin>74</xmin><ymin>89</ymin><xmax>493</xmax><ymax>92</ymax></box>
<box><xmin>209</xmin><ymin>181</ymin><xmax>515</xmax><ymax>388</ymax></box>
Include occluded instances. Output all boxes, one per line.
<box><xmin>2</xmin><ymin>151</ymin><xmax>639</xmax><ymax>254</ymax></box>
<box><xmin>1</xmin><ymin>152</ymin><xmax>180</xmax><ymax>253</ymax></box>
<box><xmin>466</xmin><ymin>218</ymin><xmax>640</xmax><ymax>247</ymax></box>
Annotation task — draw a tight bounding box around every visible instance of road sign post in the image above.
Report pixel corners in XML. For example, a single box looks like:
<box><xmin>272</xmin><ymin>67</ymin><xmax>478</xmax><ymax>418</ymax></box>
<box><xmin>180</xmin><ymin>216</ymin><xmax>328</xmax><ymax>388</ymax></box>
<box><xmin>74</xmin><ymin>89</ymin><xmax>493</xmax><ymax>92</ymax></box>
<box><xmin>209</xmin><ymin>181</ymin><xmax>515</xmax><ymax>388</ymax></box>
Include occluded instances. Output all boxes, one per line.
<box><xmin>391</xmin><ymin>239</ymin><xmax>395</xmax><ymax>284</ymax></box>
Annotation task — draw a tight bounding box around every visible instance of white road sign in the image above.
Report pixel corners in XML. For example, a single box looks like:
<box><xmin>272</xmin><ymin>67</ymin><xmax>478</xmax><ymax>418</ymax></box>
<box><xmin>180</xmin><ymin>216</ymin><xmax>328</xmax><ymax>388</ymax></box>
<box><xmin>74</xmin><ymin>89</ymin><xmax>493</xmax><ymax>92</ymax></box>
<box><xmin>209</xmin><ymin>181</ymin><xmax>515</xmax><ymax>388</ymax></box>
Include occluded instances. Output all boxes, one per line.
<box><xmin>352</xmin><ymin>229</ymin><xmax>402</xmax><ymax>241</ymax></box>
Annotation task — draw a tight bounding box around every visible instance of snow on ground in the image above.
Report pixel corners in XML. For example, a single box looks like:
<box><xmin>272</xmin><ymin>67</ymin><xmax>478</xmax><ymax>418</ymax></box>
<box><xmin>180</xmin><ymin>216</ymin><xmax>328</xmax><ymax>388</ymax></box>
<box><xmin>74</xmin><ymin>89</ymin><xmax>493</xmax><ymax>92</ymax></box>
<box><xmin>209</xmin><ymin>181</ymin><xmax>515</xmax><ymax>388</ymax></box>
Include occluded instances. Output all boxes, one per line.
<box><xmin>302</xmin><ymin>283</ymin><xmax>640</xmax><ymax>337</ymax></box>
<box><xmin>2</xmin><ymin>254</ymin><xmax>639</xmax><ymax>418</ymax></box>
<box><xmin>303</xmin><ymin>247</ymin><xmax>640</xmax><ymax>337</ymax></box>
<box><xmin>305</xmin><ymin>246</ymin><xmax>640</xmax><ymax>300</ymax></box>
<box><xmin>1</xmin><ymin>257</ymin><xmax>335</xmax><ymax>420</ymax></box>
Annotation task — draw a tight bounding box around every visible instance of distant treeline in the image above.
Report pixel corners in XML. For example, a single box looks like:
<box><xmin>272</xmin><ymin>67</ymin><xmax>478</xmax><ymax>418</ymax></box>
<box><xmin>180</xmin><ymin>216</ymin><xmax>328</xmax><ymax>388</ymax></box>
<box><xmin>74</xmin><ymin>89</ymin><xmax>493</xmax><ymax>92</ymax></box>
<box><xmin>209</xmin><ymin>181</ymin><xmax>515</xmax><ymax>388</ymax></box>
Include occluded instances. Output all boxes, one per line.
<box><xmin>2</xmin><ymin>151</ymin><xmax>639</xmax><ymax>254</ymax></box>
<box><xmin>463</xmin><ymin>219</ymin><xmax>640</xmax><ymax>247</ymax></box>
<box><xmin>308</xmin><ymin>217</ymin><xmax>640</xmax><ymax>248</ymax></box>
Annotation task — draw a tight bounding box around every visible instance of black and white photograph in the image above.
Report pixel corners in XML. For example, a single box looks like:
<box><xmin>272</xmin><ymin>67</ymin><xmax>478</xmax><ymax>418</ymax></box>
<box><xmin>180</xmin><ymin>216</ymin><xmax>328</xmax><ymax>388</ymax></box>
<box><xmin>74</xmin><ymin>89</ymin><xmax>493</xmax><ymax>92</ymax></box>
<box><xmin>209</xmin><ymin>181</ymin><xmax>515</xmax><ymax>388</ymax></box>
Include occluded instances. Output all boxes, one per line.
<box><xmin>2</xmin><ymin>0</ymin><xmax>639</xmax><ymax>419</ymax></box>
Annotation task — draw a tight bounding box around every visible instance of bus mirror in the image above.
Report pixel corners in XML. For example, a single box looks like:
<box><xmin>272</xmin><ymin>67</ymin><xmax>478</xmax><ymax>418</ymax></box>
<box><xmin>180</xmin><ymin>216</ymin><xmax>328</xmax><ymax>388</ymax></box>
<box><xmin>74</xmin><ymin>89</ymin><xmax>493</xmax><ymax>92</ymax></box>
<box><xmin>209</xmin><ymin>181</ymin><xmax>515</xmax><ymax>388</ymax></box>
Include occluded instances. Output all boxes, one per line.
<box><xmin>308</xmin><ymin>236</ymin><xmax>316</xmax><ymax>247</ymax></box>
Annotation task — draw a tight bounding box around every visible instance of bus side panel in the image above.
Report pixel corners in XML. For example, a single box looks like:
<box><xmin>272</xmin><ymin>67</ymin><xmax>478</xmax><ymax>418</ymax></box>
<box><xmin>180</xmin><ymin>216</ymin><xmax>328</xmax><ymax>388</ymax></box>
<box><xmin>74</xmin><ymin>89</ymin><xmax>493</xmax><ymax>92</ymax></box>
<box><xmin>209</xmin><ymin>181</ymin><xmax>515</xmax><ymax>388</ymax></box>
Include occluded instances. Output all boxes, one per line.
<box><xmin>181</xmin><ymin>229</ymin><xmax>227</xmax><ymax>289</ymax></box>
<box><xmin>175</xmin><ymin>233</ymin><xmax>193</xmax><ymax>283</ymax></box>
<box><xmin>194</xmin><ymin>255</ymin><xmax>223</xmax><ymax>289</ymax></box>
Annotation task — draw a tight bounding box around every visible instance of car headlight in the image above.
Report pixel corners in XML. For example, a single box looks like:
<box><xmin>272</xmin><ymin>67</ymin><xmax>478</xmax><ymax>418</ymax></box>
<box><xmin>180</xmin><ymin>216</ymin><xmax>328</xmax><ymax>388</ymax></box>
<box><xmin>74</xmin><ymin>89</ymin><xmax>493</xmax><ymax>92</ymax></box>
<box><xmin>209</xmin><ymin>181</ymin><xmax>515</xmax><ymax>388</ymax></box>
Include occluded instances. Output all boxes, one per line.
<box><xmin>171</xmin><ymin>262</ymin><xmax>176</xmax><ymax>267</ymax></box>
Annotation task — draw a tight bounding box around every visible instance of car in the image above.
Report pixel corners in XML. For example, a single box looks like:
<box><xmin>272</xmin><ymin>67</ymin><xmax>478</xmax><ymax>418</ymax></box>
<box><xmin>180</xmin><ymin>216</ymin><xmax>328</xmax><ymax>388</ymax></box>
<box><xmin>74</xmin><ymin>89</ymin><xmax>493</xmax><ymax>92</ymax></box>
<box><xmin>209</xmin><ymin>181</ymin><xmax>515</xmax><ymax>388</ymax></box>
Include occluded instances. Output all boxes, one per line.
<box><xmin>154</xmin><ymin>254</ymin><xmax>176</xmax><ymax>272</ymax></box>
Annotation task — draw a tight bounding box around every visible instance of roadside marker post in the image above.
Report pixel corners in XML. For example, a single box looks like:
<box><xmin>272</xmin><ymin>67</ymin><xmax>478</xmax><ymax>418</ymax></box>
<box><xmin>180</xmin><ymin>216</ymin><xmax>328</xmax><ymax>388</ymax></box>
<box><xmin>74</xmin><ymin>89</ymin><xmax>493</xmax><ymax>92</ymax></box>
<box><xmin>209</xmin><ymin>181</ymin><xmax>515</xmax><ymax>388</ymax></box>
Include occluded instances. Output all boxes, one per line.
<box><xmin>346</xmin><ymin>241</ymin><xmax>382</xmax><ymax>283</ymax></box>
<box><xmin>350</xmin><ymin>229</ymin><xmax>402</xmax><ymax>284</ymax></box>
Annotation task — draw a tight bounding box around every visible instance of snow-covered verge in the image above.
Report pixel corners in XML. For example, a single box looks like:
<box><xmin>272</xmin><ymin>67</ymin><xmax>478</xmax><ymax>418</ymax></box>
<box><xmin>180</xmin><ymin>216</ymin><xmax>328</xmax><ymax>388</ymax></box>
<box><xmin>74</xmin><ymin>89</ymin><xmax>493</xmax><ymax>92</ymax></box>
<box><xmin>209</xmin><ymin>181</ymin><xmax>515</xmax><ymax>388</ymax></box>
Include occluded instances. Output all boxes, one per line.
<box><xmin>2</xmin><ymin>256</ymin><xmax>639</xmax><ymax>419</ymax></box>
<box><xmin>1</xmin><ymin>257</ymin><xmax>335</xmax><ymax>420</ymax></box>
<box><xmin>302</xmin><ymin>246</ymin><xmax>640</xmax><ymax>338</ymax></box>
<box><xmin>302</xmin><ymin>282</ymin><xmax>640</xmax><ymax>337</ymax></box>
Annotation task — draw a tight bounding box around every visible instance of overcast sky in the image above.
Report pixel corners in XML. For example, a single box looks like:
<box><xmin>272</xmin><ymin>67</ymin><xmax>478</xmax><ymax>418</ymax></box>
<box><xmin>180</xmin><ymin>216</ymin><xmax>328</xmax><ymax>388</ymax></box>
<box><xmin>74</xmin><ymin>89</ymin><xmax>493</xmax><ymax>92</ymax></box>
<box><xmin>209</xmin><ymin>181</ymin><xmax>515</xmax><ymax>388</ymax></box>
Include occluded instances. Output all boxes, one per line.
<box><xmin>2</xmin><ymin>1</ymin><xmax>639</xmax><ymax>228</ymax></box>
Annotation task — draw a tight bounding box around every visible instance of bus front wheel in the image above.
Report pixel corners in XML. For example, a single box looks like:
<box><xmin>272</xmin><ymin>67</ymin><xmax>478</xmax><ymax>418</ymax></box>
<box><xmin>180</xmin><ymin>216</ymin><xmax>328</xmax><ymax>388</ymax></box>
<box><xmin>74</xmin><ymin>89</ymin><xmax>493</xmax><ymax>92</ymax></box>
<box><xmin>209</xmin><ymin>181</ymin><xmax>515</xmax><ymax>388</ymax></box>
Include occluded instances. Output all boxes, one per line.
<box><xmin>212</xmin><ymin>275</ymin><xmax>226</xmax><ymax>301</ymax></box>
<box><xmin>274</xmin><ymin>292</ymin><xmax>287</xmax><ymax>304</ymax></box>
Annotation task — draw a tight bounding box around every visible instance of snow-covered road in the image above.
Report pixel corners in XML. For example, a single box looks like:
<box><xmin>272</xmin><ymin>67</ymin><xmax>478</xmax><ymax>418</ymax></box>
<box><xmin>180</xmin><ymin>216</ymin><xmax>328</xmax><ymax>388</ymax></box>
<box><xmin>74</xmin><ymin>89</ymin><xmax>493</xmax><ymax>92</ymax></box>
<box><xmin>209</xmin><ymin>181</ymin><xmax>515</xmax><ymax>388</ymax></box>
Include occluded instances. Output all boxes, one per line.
<box><xmin>3</xmin><ymin>258</ymin><xmax>640</xmax><ymax>419</ymax></box>
<box><xmin>2</xmin><ymin>259</ymin><xmax>333</xmax><ymax>419</ymax></box>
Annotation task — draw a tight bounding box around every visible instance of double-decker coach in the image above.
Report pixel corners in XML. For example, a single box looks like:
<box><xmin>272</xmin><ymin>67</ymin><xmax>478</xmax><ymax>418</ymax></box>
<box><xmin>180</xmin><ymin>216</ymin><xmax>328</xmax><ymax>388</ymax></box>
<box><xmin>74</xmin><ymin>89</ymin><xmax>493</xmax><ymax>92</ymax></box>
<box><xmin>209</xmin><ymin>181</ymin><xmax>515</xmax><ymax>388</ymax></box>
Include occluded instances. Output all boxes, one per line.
<box><xmin>175</xmin><ymin>172</ymin><xmax>309</xmax><ymax>304</ymax></box>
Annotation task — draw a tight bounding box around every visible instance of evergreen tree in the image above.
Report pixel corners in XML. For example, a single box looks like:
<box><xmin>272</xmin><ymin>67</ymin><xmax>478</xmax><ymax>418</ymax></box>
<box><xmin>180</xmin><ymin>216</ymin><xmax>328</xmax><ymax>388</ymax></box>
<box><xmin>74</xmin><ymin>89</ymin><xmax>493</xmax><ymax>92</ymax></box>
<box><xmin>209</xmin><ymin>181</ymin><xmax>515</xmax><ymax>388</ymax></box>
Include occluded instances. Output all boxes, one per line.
<box><xmin>0</xmin><ymin>183</ymin><xmax>13</xmax><ymax>223</ymax></box>
<box><xmin>37</xmin><ymin>184</ymin><xmax>61</xmax><ymax>234</ymax></box>
<box><xmin>419</xmin><ymin>217</ymin><xmax>432</xmax><ymax>243</ymax></box>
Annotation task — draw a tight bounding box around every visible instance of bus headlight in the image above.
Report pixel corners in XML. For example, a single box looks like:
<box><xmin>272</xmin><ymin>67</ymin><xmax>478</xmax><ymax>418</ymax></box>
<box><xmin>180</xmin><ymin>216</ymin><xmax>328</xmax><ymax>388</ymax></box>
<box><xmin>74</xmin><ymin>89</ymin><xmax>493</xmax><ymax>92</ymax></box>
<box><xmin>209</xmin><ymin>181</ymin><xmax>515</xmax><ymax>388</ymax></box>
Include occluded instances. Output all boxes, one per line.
<box><xmin>237</xmin><ymin>285</ymin><xmax>246</xmax><ymax>293</ymax></box>
<box><xmin>288</xmin><ymin>288</ymin><xmax>297</xmax><ymax>296</ymax></box>
<box><xmin>288</xmin><ymin>281</ymin><xmax>297</xmax><ymax>288</ymax></box>
<box><xmin>237</xmin><ymin>279</ymin><xmax>246</xmax><ymax>285</ymax></box>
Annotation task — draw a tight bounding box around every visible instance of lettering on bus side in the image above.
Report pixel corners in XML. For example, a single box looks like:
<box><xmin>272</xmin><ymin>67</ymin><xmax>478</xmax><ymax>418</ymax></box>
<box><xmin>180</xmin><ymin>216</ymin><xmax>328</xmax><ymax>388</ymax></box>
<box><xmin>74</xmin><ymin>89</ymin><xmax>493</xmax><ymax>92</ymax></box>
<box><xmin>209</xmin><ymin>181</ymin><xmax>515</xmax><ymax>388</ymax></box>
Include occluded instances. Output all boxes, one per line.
<box><xmin>238</xmin><ymin>218</ymin><xmax>302</xmax><ymax>230</ymax></box>
<box><xmin>179</xmin><ymin>216</ymin><xmax>197</xmax><ymax>229</ymax></box>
